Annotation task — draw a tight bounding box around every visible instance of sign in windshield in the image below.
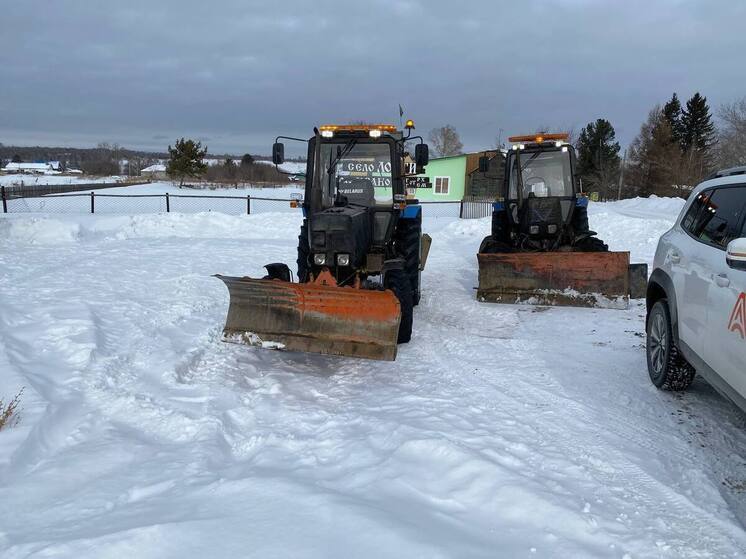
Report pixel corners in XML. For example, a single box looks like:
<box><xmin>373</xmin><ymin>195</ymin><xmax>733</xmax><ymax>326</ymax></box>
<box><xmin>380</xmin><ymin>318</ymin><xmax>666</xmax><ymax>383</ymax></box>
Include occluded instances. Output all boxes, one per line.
<box><xmin>320</xmin><ymin>142</ymin><xmax>393</xmax><ymax>205</ymax></box>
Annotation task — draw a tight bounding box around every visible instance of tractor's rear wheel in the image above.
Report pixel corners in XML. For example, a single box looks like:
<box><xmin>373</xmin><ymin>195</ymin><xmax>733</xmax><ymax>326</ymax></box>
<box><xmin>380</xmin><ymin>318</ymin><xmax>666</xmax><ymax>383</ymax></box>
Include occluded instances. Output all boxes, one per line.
<box><xmin>396</xmin><ymin>215</ymin><xmax>422</xmax><ymax>305</ymax></box>
<box><xmin>297</xmin><ymin>220</ymin><xmax>310</xmax><ymax>283</ymax></box>
<box><xmin>385</xmin><ymin>270</ymin><xmax>413</xmax><ymax>344</ymax></box>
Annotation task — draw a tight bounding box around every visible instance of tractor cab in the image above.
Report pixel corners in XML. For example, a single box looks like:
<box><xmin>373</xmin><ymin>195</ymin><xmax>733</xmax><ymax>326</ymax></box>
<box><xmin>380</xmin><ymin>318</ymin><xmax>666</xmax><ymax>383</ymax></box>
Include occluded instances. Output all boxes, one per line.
<box><xmin>274</xmin><ymin>123</ymin><xmax>429</xmax><ymax>286</ymax></box>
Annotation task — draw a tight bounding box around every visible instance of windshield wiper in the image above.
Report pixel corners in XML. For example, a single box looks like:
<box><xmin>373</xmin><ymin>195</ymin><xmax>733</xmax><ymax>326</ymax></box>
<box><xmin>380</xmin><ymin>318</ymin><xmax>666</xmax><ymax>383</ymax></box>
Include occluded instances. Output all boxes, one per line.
<box><xmin>326</xmin><ymin>139</ymin><xmax>357</xmax><ymax>203</ymax></box>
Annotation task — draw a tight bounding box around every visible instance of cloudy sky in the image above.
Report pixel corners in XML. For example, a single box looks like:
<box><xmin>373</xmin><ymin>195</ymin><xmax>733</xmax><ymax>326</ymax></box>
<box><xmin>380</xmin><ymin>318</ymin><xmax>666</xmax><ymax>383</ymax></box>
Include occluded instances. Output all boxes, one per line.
<box><xmin>2</xmin><ymin>0</ymin><xmax>745</xmax><ymax>155</ymax></box>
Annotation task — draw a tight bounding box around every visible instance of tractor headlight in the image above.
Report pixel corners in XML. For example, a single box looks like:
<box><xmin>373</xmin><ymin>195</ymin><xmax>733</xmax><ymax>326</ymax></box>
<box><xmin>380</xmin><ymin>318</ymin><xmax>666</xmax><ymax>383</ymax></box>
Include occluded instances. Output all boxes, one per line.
<box><xmin>320</xmin><ymin>130</ymin><xmax>334</xmax><ymax>138</ymax></box>
<box><xmin>369</xmin><ymin>129</ymin><xmax>382</xmax><ymax>138</ymax></box>
<box><xmin>314</xmin><ymin>254</ymin><xmax>326</xmax><ymax>265</ymax></box>
<box><xmin>547</xmin><ymin>224</ymin><xmax>558</xmax><ymax>234</ymax></box>
<box><xmin>529</xmin><ymin>225</ymin><xmax>540</xmax><ymax>235</ymax></box>
<box><xmin>337</xmin><ymin>253</ymin><xmax>350</xmax><ymax>266</ymax></box>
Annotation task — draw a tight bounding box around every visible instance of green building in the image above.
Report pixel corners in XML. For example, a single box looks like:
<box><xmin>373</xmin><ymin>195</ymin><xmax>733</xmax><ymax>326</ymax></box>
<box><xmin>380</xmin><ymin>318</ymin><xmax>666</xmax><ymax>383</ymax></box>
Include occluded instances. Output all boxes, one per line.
<box><xmin>413</xmin><ymin>151</ymin><xmax>505</xmax><ymax>201</ymax></box>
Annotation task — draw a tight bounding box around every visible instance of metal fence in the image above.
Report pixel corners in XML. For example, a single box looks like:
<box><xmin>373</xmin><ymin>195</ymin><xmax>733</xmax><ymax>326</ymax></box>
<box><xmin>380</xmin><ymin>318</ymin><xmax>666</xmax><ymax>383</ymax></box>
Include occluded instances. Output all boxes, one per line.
<box><xmin>1</xmin><ymin>188</ymin><xmax>494</xmax><ymax>219</ymax></box>
<box><xmin>1</xmin><ymin>180</ymin><xmax>150</xmax><ymax>198</ymax></box>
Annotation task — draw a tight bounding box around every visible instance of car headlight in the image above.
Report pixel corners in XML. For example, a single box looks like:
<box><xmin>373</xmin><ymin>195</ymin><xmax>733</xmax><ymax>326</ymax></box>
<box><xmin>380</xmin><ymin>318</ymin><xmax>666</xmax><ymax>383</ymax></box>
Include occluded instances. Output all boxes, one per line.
<box><xmin>529</xmin><ymin>225</ymin><xmax>540</xmax><ymax>235</ymax></box>
<box><xmin>337</xmin><ymin>254</ymin><xmax>350</xmax><ymax>266</ymax></box>
<box><xmin>314</xmin><ymin>254</ymin><xmax>326</xmax><ymax>265</ymax></box>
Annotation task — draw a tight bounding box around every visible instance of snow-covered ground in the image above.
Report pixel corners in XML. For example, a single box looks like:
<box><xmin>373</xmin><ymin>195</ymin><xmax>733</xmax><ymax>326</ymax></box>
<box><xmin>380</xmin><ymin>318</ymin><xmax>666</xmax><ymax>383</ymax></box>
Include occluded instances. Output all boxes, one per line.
<box><xmin>0</xmin><ymin>197</ymin><xmax>744</xmax><ymax>558</ymax></box>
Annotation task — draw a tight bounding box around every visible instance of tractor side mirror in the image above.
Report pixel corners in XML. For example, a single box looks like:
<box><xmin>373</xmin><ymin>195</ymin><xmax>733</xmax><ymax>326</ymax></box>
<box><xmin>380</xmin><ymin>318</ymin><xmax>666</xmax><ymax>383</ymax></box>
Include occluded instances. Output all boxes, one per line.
<box><xmin>478</xmin><ymin>155</ymin><xmax>489</xmax><ymax>173</ymax></box>
<box><xmin>272</xmin><ymin>142</ymin><xmax>285</xmax><ymax>165</ymax></box>
<box><xmin>726</xmin><ymin>238</ymin><xmax>746</xmax><ymax>271</ymax></box>
<box><xmin>415</xmin><ymin>143</ymin><xmax>429</xmax><ymax>167</ymax></box>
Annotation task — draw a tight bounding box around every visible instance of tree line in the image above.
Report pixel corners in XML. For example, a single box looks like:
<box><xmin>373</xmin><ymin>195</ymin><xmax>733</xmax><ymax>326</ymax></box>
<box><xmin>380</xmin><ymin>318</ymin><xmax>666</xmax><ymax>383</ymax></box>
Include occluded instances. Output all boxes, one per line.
<box><xmin>427</xmin><ymin>92</ymin><xmax>746</xmax><ymax>199</ymax></box>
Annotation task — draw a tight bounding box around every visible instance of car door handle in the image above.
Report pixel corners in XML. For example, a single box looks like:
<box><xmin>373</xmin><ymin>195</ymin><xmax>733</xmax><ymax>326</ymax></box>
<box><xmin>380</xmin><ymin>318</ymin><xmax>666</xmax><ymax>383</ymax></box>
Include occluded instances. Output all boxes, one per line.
<box><xmin>713</xmin><ymin>273</ymin><xmax>731</xmax><ymax>288</ymax></box>
<box><xmin>669</xmin><ymin>251</ymin><xmax>681</xmax><ymax>264</ymax></box>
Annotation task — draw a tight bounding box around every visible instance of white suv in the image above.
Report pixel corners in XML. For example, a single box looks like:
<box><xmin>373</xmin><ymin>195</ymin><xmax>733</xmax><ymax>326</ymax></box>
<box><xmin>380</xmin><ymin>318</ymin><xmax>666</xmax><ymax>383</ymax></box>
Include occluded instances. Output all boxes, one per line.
<box><xmin>646</xmin><ymin>168</ymin><xmax>746</xmax><ymax>412</ymax></box>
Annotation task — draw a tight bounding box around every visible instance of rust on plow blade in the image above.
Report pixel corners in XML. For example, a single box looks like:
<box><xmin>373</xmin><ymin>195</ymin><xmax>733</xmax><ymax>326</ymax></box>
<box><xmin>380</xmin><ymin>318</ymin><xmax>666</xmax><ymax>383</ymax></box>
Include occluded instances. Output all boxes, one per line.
<box><xmin>476</xmin><ymin>252</ymin><xmax>631</xmax><ymax>308</ymax></box>
<box><xmin>215</xmin><ymin>275</ymin><xmax>401</xmax><ymax>360</ymax></box>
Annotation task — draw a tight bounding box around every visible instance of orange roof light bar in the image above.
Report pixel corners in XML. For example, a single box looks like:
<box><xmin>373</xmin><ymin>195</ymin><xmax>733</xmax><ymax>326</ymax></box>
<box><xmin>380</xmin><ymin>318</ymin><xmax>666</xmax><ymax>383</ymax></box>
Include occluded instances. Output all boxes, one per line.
<box><xmin>319</xmin><ymin>124</ymin><xmax>398</xmax><ymax>133</ymax></box>
<box><xmin>508</xmin><ymin>133</ymin><xmax>570</xmax><ymax>144</ymax></box>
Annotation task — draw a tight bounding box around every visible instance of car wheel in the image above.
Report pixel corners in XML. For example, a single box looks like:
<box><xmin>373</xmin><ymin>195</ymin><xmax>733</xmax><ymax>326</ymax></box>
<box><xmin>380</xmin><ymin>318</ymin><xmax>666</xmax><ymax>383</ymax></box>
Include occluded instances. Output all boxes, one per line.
<box><xmin>646</xmin><ymin>299</ymin><xmax>696</xmax><ymax>391</ymax></box>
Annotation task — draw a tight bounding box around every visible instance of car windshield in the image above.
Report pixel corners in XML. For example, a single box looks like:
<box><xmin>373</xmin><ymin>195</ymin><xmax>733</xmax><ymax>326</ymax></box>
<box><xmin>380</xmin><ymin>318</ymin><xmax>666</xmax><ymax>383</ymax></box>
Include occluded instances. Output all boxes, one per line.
<box><xmin>319</xmin><ymin>141</ymin><xmax>393</xmax><ymax>207</ymax></box>
<box><xmin>508</xmin><ymin>149</ymin><xmax>573</xmax><ymax>200</ymax></box>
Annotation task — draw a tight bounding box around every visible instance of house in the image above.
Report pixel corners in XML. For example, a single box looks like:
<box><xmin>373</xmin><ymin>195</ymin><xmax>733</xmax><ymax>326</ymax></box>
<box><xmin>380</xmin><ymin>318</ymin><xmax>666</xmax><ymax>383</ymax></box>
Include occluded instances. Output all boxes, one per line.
<box><xmin>1</xmin><ymin>162</ymin><xmax>60</xmax><ymax>175</ymax></box>
<box><xmin>415</xmin><ymin>150</ymin><xmax>506</xmax><ymax>201</ymax></box>
<box><xmin>141</xmin><ymin>164</ymin><xmax>168</xmax><ymax>180</ymax></box>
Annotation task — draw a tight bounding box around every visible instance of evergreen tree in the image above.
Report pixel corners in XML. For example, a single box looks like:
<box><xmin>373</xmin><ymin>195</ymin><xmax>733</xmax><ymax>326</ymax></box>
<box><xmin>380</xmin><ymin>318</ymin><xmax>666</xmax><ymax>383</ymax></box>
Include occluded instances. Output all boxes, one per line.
<box><xmin>662</xmin><ymin>93</ymin><xmax>685</xmax><ymax>148</ymax></box>
<box><xmin>11</xmin><ymin>154</ymin><xmax>22</xmax><ymax>163</ymax></box>
<box><xmin>241</xmin><ymin>153</ymin><xmax>254</xmax><ymax>166</ymax></box>
<box><xmin>575</xmin><ymin>119</ymin><xmax>621</xmax><ymax>199</ymax></box>
<box><xmin>166</xmin><ymin>138</ymin><xmax>208</xmax><ymax>185</ymax></box>
<box><xmin>681</xmin><ymin>92</ymin><xmax>716</xmax><ymax>154</ymax></box>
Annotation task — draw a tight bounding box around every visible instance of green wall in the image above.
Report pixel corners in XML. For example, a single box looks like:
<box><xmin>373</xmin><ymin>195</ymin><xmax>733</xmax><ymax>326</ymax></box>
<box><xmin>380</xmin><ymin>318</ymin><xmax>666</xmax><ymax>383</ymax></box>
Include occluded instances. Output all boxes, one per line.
<box><xmin>414</xmin><ymin>155</ymin><xmax>466</xmax><ymax>201</ymax></box>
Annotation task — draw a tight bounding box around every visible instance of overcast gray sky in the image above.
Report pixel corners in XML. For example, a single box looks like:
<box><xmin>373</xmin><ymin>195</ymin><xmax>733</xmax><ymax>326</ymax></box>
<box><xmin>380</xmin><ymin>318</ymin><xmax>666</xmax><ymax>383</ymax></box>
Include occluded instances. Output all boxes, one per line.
<box><xmin>2</xmin><ymin>0</ymin><xmax>745</xmax><ymax>155</ymax></box>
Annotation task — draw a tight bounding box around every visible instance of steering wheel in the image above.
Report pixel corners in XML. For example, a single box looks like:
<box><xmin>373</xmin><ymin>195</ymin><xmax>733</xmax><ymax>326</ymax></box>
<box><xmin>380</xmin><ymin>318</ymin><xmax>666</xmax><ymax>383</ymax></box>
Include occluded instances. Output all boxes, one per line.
<box><xmin>525</xmin><ymin>176</ymin><xmax>546</xmax><ymax>187</ymax></box>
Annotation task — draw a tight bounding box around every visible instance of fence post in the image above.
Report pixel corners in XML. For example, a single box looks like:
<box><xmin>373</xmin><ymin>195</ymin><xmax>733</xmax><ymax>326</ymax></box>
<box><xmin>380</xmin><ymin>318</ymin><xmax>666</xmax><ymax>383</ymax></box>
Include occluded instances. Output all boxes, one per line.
<box><xmin>165</xmin><ymin>192</ymin><xmax>170</xmax><ymax>213</ymax></box>
<box><xmin>1</xmin><ymin>185</ymin><xmax>6</xmax><ymax>214</ymax></box>
<box><xmin>247</xmin><ymin>195</ymin><xmax>251</xmax><ymax>215</ymax></box>
<box><xmin>90</xmin><ymin>192</ymin><xmax>95</xmax><ymax>214</ymax></box>
<box><xmin>459</xmin><ymin>199</ymin><xmax>464</xmax><ymax>219</ymax></box>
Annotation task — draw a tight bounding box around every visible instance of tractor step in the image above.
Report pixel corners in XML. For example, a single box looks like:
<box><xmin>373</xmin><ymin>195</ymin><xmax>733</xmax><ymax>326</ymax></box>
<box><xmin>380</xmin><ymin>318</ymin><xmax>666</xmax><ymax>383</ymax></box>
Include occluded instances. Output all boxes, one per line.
<box><xmin>215</xmin><ymin>275</ymin><xmax>401</xmax><ymax>360</ymax></box>
<box><xmin>476</xmin><ymin>252</ymin><xmax>636</xmax><ymax>308</ymax></box>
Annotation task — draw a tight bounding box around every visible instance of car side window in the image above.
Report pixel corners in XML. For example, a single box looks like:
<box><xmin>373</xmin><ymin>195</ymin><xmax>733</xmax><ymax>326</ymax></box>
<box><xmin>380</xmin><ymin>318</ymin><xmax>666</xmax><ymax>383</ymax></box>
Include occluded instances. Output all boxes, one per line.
<box><xmin>681</xmin><ymin>189</ymin><xmax>712</xmax><ymax>235</ymax></box>
<box><xmin>689</xmin><ymin>186</ymin><xmax>746</xmax><ymax>249</ymax></box>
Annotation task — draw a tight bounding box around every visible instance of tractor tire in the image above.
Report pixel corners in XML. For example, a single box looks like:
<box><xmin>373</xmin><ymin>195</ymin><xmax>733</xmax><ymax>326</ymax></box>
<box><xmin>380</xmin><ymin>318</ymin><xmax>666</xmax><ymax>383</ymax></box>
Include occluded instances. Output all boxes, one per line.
<box><xmin>395</xmin><ymin>214</ymin><xmax>422</xmax><ymax>305</ymax></box>
<box><xmin>479</xmin><ymin>235</ymin><xmax>513</xmax><ymax>254</ymax></box>
<box><xmin>573</xmin><ymin>204</ymin><xmax>590</xmax><ymax>234</ymax></box>
<box><xmin>646</xmin><ymin>300</ymin><xmax>696</xmax><ymax>391</ymax></box>
<box><xmin>385</xmin><ymin>269</ymin><xmax>414</xmax><ymax>344</ymax></box>
<box><xmin>297</xmin><ymin>219</ymin><xmax>310</xmax><ymax>283</ymax></box>
<box><xmin>574</xmin><ymin>235</ymin><xmax>609</xmax><ymax>252</ymax></box>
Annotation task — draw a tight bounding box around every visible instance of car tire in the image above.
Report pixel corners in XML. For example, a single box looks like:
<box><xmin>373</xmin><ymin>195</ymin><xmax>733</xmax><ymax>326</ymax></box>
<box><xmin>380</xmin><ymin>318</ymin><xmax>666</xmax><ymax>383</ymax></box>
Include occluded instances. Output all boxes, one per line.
<box><xmin>385</xmin><ymin>270</ymin><xmax>413</xmax><ymax>344</ymax></box>
<box><xmin>646</xmin><ymin>299</ymin><xmax>696</xmax><ymax>391</ymax></box>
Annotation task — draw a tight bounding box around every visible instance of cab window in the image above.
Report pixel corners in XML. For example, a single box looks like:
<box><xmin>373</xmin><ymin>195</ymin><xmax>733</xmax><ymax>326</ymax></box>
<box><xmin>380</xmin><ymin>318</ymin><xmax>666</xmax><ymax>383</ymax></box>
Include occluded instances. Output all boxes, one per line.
<box><xmin>683</xmin><ymin>186</ymin><xmax>746</xmax><ymax>249</ymax></box>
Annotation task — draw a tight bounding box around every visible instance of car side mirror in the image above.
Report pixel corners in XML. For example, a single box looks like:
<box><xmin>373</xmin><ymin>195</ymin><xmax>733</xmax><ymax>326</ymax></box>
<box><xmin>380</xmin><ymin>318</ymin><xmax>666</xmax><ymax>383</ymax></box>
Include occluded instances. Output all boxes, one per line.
<box><xmin>272</xmin><ymin>142</ymin><xmax>285</xmax><ymax>165</ymax></box>
<box><xmin>478</xmin><ymin>155</ymin><xmax>489</xmax><ymax>173</ymax></box>
<box><xmin>726</xmin><ymin>238</ymin><xmax>746</xmax><ymax>271</ymax></box>
<box><xmin>415</xmin><ymin>143</ymin><xmax>429</xmax><ymax>167</ymax></box>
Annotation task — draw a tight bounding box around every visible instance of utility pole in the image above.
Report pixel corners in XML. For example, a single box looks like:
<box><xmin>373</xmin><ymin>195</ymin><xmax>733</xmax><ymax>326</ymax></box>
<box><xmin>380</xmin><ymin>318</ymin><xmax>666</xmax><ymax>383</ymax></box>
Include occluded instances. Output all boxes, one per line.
<box><xmin>617</xmin><ymin>149</ymin><xmax>627</xmax><ymax>200</ymax></box>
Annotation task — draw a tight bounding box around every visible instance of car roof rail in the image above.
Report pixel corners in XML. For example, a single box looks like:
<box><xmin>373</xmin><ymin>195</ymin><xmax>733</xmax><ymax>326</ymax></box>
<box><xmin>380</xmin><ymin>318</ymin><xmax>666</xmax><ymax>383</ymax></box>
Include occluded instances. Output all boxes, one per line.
<box><xmin>708</xmin><ymin>165</ymin><xmax>746</xmax><ymax>180</ymax></box>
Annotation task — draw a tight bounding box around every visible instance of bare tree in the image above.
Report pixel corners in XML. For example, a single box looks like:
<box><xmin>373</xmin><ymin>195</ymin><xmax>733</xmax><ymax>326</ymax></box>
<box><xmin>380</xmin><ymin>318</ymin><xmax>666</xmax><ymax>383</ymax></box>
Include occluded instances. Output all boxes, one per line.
<box><xmin>716</xmin><ymin>97</ymin><xmax>746</xmax><ymax>168</ymax></box>
<box><xmin>428</xmin><ymin>125</ymin><xmax>463</xmax><ymax>157</ymax></box>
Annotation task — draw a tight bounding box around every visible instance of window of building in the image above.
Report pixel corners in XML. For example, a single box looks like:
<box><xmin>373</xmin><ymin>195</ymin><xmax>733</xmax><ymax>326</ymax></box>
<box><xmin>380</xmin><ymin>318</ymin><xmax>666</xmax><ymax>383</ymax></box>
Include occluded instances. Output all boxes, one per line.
<box><xmin>434</xmin><ymin>176</ymin><xmax>450</xmax><ymax>195</ymax></box>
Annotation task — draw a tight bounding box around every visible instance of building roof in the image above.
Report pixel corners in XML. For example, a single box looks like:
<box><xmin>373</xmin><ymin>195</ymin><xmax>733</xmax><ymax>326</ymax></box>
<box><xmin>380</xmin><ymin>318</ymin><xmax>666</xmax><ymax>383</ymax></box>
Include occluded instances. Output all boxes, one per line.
<box><xmin>3</xmin><ymin>162</ymin><xmax>54</xmax><ymax>171</ymax></box>
<box><xmin>142</xmin><ymin>164</ymin><xmax>167</xmax><ymax>173</ymax></box>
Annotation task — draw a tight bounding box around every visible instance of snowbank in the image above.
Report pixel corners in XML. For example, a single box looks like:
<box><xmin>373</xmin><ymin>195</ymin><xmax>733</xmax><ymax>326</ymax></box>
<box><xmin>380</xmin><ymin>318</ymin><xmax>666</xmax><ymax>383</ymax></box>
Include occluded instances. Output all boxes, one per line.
<box><xmin>1</xmin><ymin>196</ymin><xmax>744</xmax><ymax>558</ymax></box>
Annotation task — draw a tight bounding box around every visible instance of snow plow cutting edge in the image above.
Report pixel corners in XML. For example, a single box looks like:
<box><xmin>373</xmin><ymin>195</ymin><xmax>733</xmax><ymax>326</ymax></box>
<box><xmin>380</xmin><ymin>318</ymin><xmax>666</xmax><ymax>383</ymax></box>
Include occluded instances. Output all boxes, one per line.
<box><xmin>216</xmin><ymin>275</ymin><xmax>402</xmax><ymax>360</ymax></box>
<box><xmin>476</xmin><ymin>252</ymin><xmax>641</xmax><ymax>308</ymax></box>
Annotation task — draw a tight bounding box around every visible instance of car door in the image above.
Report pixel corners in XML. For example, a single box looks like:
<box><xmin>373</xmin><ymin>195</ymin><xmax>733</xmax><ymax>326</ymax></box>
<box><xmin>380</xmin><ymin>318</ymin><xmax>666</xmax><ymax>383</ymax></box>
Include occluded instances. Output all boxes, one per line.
<box><xmin>703</xmin><ymin>185</ymin><xmax>746</xmax><ymax>398</ymax></box>
<box><xmin>673</xmin><ymin>190</ymin><xmax>716</xmax><ymax>355</ymax></box>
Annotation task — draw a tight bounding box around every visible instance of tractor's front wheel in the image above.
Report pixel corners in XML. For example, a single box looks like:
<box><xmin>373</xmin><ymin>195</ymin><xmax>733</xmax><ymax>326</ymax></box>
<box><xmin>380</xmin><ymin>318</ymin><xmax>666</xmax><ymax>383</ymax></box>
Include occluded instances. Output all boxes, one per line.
<box><xmin>396</xmin><ymin>214</ymin><xmax>422</xmax><ymax>305</ymax></box>
<box><xmin>385</xmin><ymin>270</ymin><xmax>414</xmax><ymax>344</ymax></box>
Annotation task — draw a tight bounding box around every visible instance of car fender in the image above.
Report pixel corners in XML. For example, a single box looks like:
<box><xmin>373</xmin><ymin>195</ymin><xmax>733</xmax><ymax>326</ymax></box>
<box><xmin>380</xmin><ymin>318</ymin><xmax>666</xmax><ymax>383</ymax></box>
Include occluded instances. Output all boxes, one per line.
<box><xmin>647</xmin><ymin>269</ymin><xmax>679</xmax><ymax>342</ymax></box>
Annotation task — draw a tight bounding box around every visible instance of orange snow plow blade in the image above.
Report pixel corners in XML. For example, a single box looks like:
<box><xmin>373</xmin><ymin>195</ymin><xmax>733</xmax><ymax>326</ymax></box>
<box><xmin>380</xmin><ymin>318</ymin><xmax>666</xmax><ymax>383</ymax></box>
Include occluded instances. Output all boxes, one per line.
<box><xmin>476</xmin><ymin>252</ymin><xmax>632</xmax><ymax>308</ymax></box>
<box><xmin>215</xmin><ymin>275</ymin><xmax>401</xmax><ymax>360</ymax></box>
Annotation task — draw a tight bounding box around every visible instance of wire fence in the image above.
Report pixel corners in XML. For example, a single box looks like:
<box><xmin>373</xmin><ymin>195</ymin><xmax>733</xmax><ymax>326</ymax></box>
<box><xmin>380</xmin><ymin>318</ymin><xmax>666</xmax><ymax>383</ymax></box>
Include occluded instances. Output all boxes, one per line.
<box><xmin>1</xmin><ymin>189</ymin><xmax>494</xmax><ymax>219</ymax></box>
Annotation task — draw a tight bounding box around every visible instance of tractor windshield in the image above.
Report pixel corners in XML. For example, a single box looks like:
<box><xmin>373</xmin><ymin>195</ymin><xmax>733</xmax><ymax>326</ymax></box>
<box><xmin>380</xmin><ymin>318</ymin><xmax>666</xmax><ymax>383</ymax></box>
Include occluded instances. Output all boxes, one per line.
<box><xmin>319</xmin><ymin>141</ymin><xmax>394</xmax><ymax>208</ymax></box>
<box><xmin>508</xmin><ymin>149</ymin><xmax>574</xmax><ymax>200</ymax></box>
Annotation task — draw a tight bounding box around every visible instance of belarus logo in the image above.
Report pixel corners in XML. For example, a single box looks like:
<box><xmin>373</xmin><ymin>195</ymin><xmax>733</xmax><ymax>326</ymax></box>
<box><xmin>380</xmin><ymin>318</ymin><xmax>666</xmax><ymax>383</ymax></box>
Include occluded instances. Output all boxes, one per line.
<box><xmin>728</xmin><ymin>292</ymin><xmax>746</xmax><ymax>339</ymax></box>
